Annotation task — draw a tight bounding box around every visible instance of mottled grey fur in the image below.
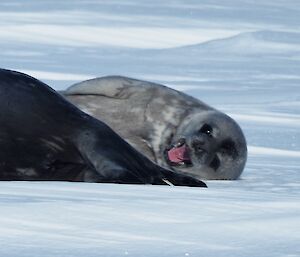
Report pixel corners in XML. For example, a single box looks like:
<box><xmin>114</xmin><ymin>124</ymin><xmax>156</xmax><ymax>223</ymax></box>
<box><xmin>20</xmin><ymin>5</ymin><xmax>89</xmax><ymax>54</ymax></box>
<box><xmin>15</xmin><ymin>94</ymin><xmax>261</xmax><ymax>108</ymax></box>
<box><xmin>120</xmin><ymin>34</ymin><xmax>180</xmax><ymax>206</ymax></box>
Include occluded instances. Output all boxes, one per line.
<box><xmin>64</xmin><ymin>76</ymin><xmax>247</xmax><ymax>180</ymax></box>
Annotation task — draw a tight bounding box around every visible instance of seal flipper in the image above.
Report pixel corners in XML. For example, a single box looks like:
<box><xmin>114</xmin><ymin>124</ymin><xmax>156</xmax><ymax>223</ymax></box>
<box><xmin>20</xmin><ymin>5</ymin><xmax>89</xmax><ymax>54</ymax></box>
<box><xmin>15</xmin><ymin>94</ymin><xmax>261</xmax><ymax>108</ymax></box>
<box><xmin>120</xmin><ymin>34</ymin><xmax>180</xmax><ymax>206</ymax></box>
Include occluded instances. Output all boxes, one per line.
<box><xmin>93</xmin><ymin>164</ymin><xmax>207</xmax><ymax>187</ymax></box>
<box><xmin>75</xmin><ymin>123</ymin><xmax>206</xmax><ymax>187</ymax></box>
<box><xmin>154</xmin><ymin>168</ymin><xmax>207</xmax><ymax>188</ymax></box>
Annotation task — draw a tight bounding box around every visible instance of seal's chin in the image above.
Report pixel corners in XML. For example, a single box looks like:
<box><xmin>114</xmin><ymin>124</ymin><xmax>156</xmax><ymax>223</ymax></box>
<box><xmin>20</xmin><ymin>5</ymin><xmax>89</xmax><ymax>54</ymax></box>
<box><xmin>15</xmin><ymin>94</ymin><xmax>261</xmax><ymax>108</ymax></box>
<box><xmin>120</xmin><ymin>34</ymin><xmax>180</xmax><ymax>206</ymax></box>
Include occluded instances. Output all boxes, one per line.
<box><xmin>165</xmin><ymin>139</ymin><xmax>193</xmax><ymax>167</ymax></box>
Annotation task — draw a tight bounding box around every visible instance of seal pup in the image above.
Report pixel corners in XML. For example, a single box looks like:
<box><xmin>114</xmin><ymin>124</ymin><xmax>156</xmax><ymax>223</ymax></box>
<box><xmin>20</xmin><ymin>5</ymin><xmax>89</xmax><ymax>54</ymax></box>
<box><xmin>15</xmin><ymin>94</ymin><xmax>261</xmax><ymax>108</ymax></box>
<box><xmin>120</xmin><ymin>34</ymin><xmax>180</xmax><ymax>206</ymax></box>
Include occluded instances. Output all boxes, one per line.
<box><xmin>0</xmin><ymin>69</ymin><xmax>206</xmax><ymax>187</ymax></box>
<box><xmin>64</xmin><ymin>76</ymin><xmax>247</xmax><ymax>180</ymax></box>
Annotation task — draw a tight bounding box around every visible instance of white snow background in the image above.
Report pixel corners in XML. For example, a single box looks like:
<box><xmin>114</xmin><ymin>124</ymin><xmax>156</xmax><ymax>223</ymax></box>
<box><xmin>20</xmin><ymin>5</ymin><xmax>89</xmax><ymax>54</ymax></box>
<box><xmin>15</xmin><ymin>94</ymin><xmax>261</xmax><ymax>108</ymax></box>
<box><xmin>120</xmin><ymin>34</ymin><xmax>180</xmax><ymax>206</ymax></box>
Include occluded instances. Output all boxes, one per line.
<box><xmin>0</xmin><ymin>1</ymin><xmax>299</xmax><ymax>256</ymax></box>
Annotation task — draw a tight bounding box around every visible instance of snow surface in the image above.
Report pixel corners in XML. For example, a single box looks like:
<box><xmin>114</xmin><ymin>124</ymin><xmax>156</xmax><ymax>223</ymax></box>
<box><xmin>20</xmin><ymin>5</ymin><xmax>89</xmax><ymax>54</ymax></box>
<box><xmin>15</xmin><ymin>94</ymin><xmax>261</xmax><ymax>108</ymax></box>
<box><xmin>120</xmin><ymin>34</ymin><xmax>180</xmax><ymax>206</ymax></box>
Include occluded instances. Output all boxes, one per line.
<box><xmin>0</xmin><ymin>1</ymin><xmax>299</xmax><ymax>256</ymax></box>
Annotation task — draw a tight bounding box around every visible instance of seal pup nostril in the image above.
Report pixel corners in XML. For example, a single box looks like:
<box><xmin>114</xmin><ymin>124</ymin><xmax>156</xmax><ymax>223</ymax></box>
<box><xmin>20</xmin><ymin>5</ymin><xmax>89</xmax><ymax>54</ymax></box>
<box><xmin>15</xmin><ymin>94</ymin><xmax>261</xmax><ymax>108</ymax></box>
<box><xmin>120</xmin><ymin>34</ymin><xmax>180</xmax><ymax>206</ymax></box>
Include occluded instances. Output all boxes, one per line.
<box><xmin>210</xmin><ymin>156</ymin><xmax>221</xmax><ymax>171</ymax></box>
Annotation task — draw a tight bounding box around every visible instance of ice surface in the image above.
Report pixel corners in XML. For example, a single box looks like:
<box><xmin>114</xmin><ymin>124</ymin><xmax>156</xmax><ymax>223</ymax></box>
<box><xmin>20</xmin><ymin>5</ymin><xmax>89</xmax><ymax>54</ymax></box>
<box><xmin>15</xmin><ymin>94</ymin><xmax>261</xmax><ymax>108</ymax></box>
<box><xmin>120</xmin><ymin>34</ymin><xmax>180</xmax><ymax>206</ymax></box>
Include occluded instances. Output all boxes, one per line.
<box><xmin>0</xmin><ymin>1</ymin><xmax>299</xmax><ymax>256</ymax></box>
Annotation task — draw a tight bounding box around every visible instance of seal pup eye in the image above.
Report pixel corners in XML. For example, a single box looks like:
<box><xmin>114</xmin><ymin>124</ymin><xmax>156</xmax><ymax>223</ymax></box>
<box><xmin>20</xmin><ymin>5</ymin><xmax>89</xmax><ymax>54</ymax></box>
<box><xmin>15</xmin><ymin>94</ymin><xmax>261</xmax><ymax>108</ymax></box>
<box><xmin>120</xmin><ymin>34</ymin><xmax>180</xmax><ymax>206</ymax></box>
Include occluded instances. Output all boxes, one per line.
<box><xmin>199</xmin><ymin>124</ymin><xmax>213</xmax><ymax>137</ymax></box>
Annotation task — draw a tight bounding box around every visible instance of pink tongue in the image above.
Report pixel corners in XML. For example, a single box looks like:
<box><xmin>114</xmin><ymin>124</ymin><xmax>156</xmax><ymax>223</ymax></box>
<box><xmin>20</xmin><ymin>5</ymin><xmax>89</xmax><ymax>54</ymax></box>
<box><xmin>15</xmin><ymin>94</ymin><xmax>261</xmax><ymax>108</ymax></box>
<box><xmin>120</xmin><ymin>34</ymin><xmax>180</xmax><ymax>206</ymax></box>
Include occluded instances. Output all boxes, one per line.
<box><xmin>167</xmin><ymin>145</ymin><xmax>190</xmax><ymax>163</ymax></box>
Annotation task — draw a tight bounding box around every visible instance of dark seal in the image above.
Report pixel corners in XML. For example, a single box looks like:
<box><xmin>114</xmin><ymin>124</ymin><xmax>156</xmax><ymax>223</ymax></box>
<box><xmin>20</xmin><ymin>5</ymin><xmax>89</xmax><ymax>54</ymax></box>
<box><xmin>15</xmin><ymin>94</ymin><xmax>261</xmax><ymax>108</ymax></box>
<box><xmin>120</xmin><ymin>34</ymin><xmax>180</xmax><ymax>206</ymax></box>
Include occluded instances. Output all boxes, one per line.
<box><xmin>64</xmin><ymin>76</ymin><xmax>247</xmax><ymax>180</ymax></box>
<box><xmin>0</xmin><ymin>69</ymin><xmax>206</xmax><ymax>187</ymax></box>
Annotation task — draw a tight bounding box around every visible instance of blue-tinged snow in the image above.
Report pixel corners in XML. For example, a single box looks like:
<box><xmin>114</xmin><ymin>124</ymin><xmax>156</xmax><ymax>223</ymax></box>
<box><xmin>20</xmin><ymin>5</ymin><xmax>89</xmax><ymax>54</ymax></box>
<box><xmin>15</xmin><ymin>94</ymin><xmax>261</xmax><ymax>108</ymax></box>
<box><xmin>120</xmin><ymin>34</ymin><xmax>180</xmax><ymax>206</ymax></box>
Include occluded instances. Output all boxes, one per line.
<box><xmin>0</xmin><ymin>1</ymin><xmax>299</xmax><ymax>256</ymax></box>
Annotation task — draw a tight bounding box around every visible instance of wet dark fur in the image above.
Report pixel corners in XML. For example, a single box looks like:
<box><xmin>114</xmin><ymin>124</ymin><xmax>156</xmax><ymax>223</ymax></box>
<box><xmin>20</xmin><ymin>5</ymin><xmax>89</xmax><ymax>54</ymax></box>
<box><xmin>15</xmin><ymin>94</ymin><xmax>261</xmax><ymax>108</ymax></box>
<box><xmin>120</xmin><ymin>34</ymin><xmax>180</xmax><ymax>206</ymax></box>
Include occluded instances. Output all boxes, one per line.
<box><xmin>0</xmin><ymin>69</ymin><xmax>206</xmax><ymax>187</ymax></box>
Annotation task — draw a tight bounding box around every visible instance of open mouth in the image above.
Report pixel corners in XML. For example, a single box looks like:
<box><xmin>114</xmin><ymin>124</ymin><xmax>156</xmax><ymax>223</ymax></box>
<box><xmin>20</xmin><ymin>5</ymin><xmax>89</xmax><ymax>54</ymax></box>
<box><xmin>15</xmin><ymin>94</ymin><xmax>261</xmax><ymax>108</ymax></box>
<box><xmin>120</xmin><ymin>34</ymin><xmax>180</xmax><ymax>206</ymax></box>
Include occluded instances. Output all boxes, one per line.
<box><xmin>165</xmin><ymin>138</ymin><xmax>192</xmax><ymax>167</ymax></box>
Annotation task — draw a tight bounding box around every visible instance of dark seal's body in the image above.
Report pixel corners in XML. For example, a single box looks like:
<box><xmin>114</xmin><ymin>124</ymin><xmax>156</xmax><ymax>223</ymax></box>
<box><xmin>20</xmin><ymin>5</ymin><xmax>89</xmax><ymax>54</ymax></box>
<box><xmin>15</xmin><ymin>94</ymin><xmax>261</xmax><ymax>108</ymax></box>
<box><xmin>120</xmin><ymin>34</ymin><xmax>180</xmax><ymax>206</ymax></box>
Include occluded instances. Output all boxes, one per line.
<box><xmin>64</xmin><ymin>76</ymin><xmax>247</xmax><ymax>180</ymax></box>
<box><xmin>0</xmin><ymin>69</ymin><xmax>206</xmax><ymax>187</ymax></box>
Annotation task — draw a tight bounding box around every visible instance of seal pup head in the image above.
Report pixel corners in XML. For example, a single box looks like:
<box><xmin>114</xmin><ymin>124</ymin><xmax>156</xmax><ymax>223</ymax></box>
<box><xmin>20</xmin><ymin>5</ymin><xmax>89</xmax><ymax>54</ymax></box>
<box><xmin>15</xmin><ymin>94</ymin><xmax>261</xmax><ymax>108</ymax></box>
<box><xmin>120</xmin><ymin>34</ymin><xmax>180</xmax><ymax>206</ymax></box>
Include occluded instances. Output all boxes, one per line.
<box><xmin>164</xmin><ymin>111</ymin><xmax>247</xmax><ymax>180</ymax></box>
